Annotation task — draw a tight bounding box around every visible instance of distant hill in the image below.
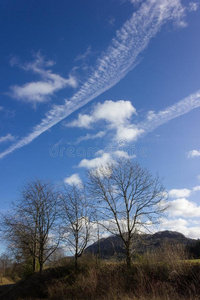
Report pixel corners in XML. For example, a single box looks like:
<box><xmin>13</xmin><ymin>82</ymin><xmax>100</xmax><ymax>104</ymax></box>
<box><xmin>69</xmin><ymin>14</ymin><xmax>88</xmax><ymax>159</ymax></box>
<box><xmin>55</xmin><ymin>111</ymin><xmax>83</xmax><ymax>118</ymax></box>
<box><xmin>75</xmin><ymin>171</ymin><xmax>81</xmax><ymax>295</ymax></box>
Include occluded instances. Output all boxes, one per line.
<box><xmin>85</xmin><ymin>230</ymin><xmax>195</xmax><ymax>259</ymax></box>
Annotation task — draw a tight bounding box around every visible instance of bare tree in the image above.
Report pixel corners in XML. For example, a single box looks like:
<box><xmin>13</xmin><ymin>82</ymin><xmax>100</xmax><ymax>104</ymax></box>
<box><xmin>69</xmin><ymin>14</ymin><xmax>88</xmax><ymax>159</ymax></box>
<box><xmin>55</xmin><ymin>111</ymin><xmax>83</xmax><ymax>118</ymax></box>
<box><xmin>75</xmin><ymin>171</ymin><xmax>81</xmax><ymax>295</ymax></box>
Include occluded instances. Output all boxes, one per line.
<box><xmin>47</xmin><ymin>247</ymin><xmax>66</xmax><ymax>267</ymax></box>
<box><xmin>1</xmin><ymin>210</ymin><xmax>36</xmax><ymax>270</ymax></box>
<box><xmin>0</xmin><ymin>253</ymin><xmax>12</xmax><ymax>283</ymax></box>
<box><xmin>60</xmin><ymin>185</ymin><xmax>92</xmax><ymax>269</ymax></box>
<box><xmin>88</xmin><ymin>159</ymin><xmax>167</xmax><ymax>267</ymax></box>
<box><xmin>0</xmin><ymin>179</ymin><xmax>60</xmax><ymax>274</ymax></box>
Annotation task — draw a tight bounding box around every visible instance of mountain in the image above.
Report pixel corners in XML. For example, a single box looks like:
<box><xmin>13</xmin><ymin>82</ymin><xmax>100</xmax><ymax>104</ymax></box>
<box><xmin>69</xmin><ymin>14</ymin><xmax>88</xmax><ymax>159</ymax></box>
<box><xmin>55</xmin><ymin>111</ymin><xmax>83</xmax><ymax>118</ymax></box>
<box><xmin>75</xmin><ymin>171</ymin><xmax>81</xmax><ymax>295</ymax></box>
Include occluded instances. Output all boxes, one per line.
<box><xmin>85</xmin><ymin>231</ymin><xmax>195</xmax><ymax>259</ymax></box>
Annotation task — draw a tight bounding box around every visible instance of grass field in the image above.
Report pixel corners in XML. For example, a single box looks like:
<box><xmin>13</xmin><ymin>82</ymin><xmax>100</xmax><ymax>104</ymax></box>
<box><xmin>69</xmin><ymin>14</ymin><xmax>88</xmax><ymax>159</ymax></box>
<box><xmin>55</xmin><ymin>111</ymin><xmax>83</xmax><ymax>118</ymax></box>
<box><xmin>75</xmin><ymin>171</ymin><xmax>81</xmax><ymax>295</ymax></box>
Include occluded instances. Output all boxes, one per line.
<box><xmin>0</xmin><ymin>243</ymin><xmax>200</xmax><ymax>300</ymax></box>
<box><xmin>0</xmin><ymin>256</ymin><xmax>200</xmax><ymax>300</ymax></box>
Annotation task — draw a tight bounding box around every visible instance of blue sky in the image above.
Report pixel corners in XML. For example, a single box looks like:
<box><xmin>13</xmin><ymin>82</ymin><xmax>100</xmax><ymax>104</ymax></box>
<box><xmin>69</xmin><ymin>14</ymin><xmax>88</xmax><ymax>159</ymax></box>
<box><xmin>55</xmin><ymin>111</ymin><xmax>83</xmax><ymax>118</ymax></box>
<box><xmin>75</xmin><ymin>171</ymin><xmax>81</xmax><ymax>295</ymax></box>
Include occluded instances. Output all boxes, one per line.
<box><xmin>0</xmin><ymin>0</ymin><xmax>200</xmax><ymax>240</ymax></box>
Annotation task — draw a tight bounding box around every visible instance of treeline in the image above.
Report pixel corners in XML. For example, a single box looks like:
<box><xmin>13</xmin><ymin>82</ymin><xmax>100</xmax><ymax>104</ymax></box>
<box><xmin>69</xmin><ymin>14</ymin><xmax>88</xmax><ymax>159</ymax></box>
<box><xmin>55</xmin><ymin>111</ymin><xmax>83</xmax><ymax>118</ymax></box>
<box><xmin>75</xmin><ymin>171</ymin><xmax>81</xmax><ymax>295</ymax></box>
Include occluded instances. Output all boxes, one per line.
<box><xmin>0</xmin><ymin>158</ymin><xmax>178</xmax><ymax>275</ymax></box>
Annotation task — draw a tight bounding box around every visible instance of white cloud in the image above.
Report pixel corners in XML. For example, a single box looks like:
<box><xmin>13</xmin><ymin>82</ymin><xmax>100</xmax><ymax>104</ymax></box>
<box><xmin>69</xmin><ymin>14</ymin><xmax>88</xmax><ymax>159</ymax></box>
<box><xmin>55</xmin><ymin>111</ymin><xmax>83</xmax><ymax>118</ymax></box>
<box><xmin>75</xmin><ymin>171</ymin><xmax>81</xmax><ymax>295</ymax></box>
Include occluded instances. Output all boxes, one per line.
<box><xmin>159</xmin><ymin>217</ymin><xmax>200</xmax><ymax>239</ymax></box>
<box><xmin>64</xmin><ymin>173</ymin><xmax>83</xmax><ymax>188</ymax></box>
<box><xmin>169</xmin><ymin>188</ymin><xmax>191</xmax><ymax>198</ymax></box>
<box><xmin>160</xmin><ymin>217</ymin><xmax>188</xmax><ymax>229</ymax></box>
<box><xmin>78</xmin><ymin>153</ymin><xmax>112</xmax><ymax>169</ymax></box>
<box><xmin>67</xmin><ymin>113</ymin><xmax>93</xmax><ymax>129</ymax></box>
<box><xmin>67</xmin><ymin>100</ymin><xmax>143</xmax><ymax>143</ymax></box>
<box><xmin>94</xmin><ymin>100</ymin><xmax>136</xmax><ymax>126</ymax></box>
<box><xmin>188</xmin><ymin>2</ymin><xmax>199</xmax><ymax>12</ymax></box>
<box><xmin>67</xmin><ymin>100</ymin><xmax>136</xmax><ymax>129</ymax></box>
<box><xmin>193</xmin><ymin>186</ymin><xmax>200</xmax><ymax>192</ymax></box>
<box><xmin>78</xmin><ymin>149</ymin><xmax>137</xmax><ymax>170</ymax></box>
<box><xmin>115</xmin><ymin>125</ymin><xmax>144</xmax><ymax>142</ymax></box>
<box><xmin>0</xmin><ymin>134</ymin><xmax>15</xmax><ymax>144</ymax></box>
<box><xmin>113</xmin><ymin>150</ymin><xmax>136</xmax><ymax>159</ymax></box>
<box><xmin>187</xmin><ymin>149</ymin><xmax>200</xmax><ymax>158</ymax></box>
<box><xmin>9</xmin><ymin>53</ymin><xmax>77</xmax><ymax>103</ymax></box>
<box><xmin>0</xmin><ymin>0</ymin><xmax>190</xmax><ymax>159</ymax></box>
<box><xmin>167</xmin><ymin>198</ymin><xmax>200</xmax><ymax>218</ymax></box>
<box><xmin>68</xmin><ymin>85</ymin><xmax>200</xmax><ymax>145</ymax></box>
<box><xmin>0</xmin><ymin>106</ymin><xmax>3</xmax><ymax>111</ymax></box>
<box><xmin>90</xmin><ymin>215</ymin><xmax>200</xmax><ymax>240</ymax></box>
<box><xmin>197</xmin><ymin>175</ymin><xmax>200</xmax><ymax>182</ymax></box>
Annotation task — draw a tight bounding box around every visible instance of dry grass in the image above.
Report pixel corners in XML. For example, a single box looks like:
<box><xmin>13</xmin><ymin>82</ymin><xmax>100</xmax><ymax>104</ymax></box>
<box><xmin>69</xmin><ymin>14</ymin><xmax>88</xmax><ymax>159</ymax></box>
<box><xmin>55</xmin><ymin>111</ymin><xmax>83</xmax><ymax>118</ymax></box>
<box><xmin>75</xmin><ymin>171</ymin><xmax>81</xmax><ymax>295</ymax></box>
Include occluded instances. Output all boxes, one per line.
<box><xmin>0</xmin><ymin>244</ymin><xmax>200</xmax><ymax>300</ymax></box>
<box><xmin>0</xmin><ymin>277</ymin><xmax>14</xmax><ymax>285</ymax></box>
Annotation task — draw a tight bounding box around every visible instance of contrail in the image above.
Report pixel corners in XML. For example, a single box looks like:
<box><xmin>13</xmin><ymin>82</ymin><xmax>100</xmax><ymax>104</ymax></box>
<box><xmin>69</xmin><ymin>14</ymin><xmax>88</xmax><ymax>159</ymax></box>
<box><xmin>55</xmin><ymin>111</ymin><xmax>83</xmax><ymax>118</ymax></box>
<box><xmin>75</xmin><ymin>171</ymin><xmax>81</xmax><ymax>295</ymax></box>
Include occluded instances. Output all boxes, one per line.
<box><xmin>0</xmin><ymin>0</ymin><xmax>187</xmax><ymax>159</ymax></box>
<box><xmin>140</xmin><ymin>90</ymin><xmax>200</xmax><ymax>133</ymax></box>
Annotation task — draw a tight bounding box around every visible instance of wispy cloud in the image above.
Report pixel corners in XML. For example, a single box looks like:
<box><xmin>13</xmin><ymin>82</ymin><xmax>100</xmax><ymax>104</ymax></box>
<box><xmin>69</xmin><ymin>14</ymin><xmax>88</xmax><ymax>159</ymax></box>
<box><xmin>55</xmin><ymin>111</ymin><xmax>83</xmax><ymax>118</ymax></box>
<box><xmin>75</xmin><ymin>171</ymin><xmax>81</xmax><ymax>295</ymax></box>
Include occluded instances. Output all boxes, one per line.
<box><xmin>129</xmin><ymin>0</ymin><xmax>143</xmax><ymax>5</ymax></box>
<box><xmin>140</xmin><ymin>90</ymin><xmax>200</xmax><ymax>135</ymax></box>
<box><xmin>8</xmin><ymin>53</ymin><xmax>77</xmax><ymax>104</ymax></box>
<box><xmin>72</xmin><ymin>131</ymin><xmax>106</xmax><ymax>145</ymax></box>
<box><xmin>74</xmin><ymin>46</ymin><xmax>92</xmax><ymax>62</ymax></box>
<box><xmin>67</xmin><ymin>90</ymin><xmax>200</xmax><ymax>145</ymax></box>
<box><xmin>187</xmin><ymin>149</ymin><xmax>200</xmax><ymax>158</ymax></box>
<box><xmin>193</xmin><ymin>186</ymin><xmax>200</xmax><ymax>192</ymax></box>
<box><xmin>0</xmin><ymin>0</ymin><xmax>191</xmax><ymax>159</ymax></box>
<box><xmin>108</xmin><ymin>17</ymin><xmax>115</xmax><ymax>27</ymax></box>
<box><xmin>0</xmin><ymin>106</ymin><xmax>15</xmax><ymax>118</ymax></box>
<box><xmin>188</xmin><ymin>2</ymin><xmax>199</xmax><ymax>12</ymax></box>
<box><xmin>0</xmin><ymin>134</ymin><xmax>15</xmax><ymax>144</ymax></box>
<box><xmin>2</xmin><ymin>88</ymin><xmax>200</xmax><ymax>159</ymax></box>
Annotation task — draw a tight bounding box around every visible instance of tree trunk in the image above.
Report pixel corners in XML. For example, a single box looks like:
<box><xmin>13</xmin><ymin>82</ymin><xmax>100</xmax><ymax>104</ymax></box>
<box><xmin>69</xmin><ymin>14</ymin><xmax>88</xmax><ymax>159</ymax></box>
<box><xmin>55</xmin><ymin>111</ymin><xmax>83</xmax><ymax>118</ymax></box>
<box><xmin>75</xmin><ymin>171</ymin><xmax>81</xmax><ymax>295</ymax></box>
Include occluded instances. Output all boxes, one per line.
<box><xmin>32</xmin><ymin>257</ymin><xmax>36</xmax><ymax>272</ymax></box>
<box><xmin>75</xmin><ymin>254</ymin><xmax>78</xmax><ymax>270</ymax></box>
<box><xmin>32</xmin><ymin>238</ymin><xmax>37</xmax><ymax>272</ymax></box>
<box><xmin>39</xmin><ymin>261</ymin><xmax>43</xmax><ymax>275</ymax></box>
<box><xmin>39</xmin><ymin>246</ymin><xmax>44</xmax><ymax>275</ymax></box>
<box><xmin>97</xmin><ymin>226</ymin><xmax>101</xmax><ymax>262</ymax></box>
<box><xmin>126</xmin><ymin>243</ymin><xmax>131</xmax><ymax>268</ymax></box>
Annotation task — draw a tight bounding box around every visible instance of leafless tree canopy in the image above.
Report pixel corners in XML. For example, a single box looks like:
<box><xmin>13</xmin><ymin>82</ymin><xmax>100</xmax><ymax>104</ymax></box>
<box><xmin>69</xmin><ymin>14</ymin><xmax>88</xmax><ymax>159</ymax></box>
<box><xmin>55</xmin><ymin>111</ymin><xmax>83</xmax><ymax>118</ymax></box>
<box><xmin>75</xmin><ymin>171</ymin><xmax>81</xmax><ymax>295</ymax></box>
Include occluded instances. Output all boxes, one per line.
<box><xmin>0</xmin><ymin>160</ymin><xmax>167</xmax><ymax>271</ymax></box>
<box><xmin>1</xmin><ymin>179</ymin><xmax>60</xmax><ymax>274</ymax></box>
<box><xmin>59</xmin><ymin>185</ymin><xmax>92</xmax><ymax>268</ymax></box>
<box><xmin>88</xmin><ymin>158</ymin><xmax>167</xmax><ymax>266</ymax></box>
